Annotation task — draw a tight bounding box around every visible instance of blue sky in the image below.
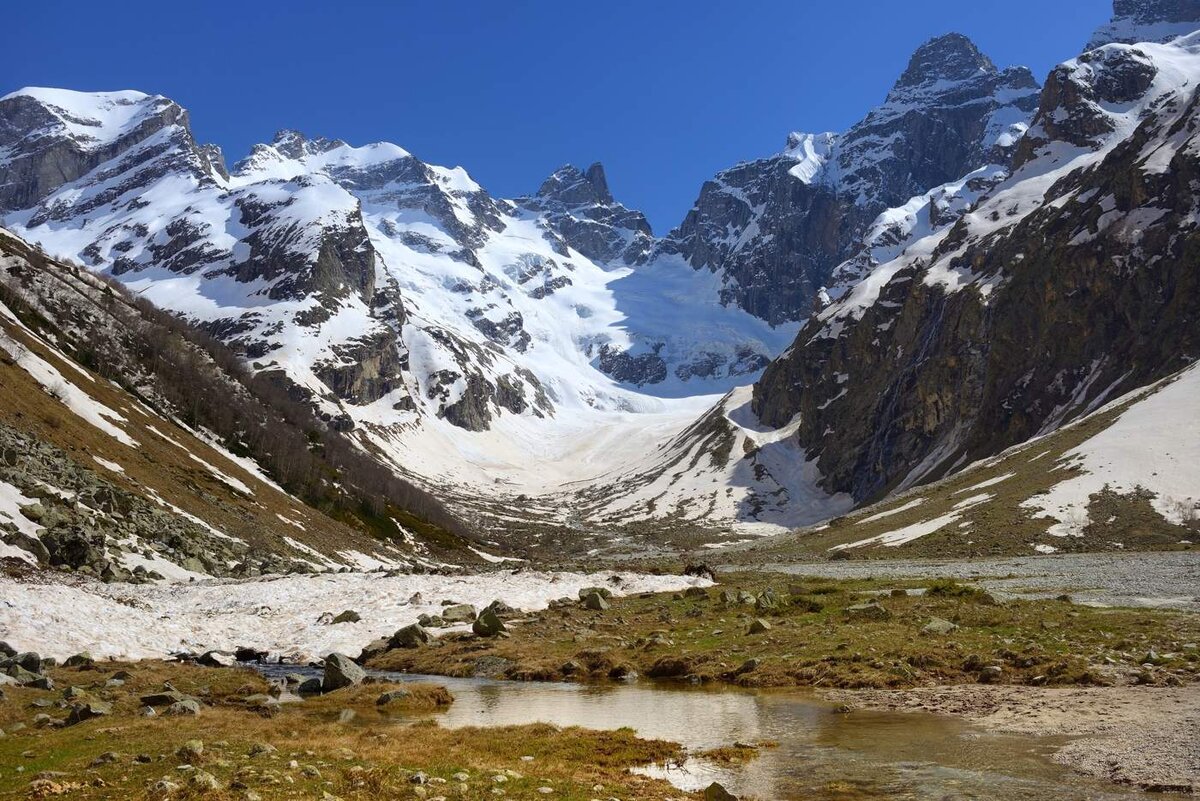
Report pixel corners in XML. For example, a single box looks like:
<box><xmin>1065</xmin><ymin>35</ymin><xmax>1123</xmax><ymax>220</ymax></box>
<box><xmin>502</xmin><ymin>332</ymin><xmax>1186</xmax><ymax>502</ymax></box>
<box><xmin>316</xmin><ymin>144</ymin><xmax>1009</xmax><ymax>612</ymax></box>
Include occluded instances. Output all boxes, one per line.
<box><xmin>8</xmin><ymin>1</ymin><xmax>1112</xmax><ymax>230</ymax></box>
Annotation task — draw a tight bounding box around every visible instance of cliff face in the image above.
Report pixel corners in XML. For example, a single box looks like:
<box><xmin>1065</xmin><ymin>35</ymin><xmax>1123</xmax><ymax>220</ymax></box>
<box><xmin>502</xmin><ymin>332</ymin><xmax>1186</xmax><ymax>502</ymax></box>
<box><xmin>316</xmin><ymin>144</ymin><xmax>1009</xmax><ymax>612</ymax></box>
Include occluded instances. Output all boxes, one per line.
<box><xmin>753</xmin><ymin>32</ymin><xmax>1200</xmax><ymax>502</ymax></box>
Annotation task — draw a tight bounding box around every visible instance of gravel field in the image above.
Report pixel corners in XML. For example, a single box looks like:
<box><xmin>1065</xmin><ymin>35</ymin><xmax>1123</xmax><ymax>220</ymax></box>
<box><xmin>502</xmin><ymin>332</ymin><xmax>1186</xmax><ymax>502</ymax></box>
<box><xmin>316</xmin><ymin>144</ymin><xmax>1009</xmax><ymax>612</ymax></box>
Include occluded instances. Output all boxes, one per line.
<box><xmin>762</xmin><ymin>551</ymin><xmax>1200</xmax><ymax>610</ymax></box>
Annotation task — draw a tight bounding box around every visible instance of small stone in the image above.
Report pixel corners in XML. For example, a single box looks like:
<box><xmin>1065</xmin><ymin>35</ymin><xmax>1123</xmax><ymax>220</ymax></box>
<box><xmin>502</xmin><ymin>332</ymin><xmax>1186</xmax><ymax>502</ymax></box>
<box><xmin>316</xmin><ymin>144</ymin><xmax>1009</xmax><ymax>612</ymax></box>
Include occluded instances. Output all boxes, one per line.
<box><xmin>845</xmin><ymin>601</ymin><xmax>891</xmax><ymax>621</ymax></box>
<box><xmin>376</xmin><ymin>689</ymin><xmax>411</xmax><ymax>706</ymax></box>
<box><xmin>190</xmin><ymin>770</ymin><xmax>221</xmax><ymax>792</ymax></box>
<box><xmin>330</xmin><ymin>610</ymin><xmax>361</xmax><ymax>625</ymax></box>
<box><xmin>747</xmin><ymin>618</ymin><xmax>771</xmax><ymax>635</ymax></box>
<box><xmin>921</xmin><ymin>617</ymin><xmax>959</xmax><ymax>635</ymax></box>
<box><xmin>176</xmin><ymin>739</ymin><xmax>204</xmax><ymax>761</ymax></box>
<box><xmin>167</xmin><ymin>699</ymin><xmax>202</xmax><ymax>716</ymax></box>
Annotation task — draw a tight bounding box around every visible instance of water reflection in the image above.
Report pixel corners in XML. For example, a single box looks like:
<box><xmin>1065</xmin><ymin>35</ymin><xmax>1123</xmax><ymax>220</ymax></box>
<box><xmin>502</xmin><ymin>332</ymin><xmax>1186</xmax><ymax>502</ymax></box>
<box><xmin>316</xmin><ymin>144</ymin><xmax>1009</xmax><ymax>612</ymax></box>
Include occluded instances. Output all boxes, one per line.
<box><xmin>260</xmin><ymin>667</ymin><xmax>1185</xmax><ymax>800</ymax></box>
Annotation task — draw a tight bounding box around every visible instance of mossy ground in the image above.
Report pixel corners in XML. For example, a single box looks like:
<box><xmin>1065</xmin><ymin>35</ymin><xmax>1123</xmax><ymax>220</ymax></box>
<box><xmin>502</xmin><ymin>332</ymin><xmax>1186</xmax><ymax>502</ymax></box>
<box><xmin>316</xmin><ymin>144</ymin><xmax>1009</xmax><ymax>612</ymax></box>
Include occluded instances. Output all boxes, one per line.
<box><xmin>0</xmin><ymin>661</ymin><xmax>689</xmax><ymax>800</ymax></box>
<box><xmin>369</xmin><ymin>573</ymin><xmax>1200</xmax><ymax>690</ymax></box>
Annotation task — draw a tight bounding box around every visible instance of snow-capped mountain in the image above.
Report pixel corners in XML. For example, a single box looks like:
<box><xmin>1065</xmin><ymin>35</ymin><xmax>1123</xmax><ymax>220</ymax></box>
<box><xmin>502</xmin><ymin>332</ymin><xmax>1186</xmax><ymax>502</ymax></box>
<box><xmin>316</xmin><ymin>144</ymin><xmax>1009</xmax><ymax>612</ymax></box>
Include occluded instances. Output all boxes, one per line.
<box><xmin>1</xmin><ymin>0</ymin><xmax>1195</xmax><ymax>548</ymax></box>
<box><xmin>1087</xmin><ymin>0</ymin><xmax>1200</xmax><ymax>48</ymax></box>
<box><xmin>653</xmin><ymin>34</ymin><xmax>1041</xmax><ymax>325</ymax></box>
<box><xmin>0</xmin><ymin>87</ymin><xmax>792</xmax><ymax>433</ymax></box>
<box><xmin>752</xmin><ymin>5</ymin><xmax>1200</xmax><ymax>509</ymax></box>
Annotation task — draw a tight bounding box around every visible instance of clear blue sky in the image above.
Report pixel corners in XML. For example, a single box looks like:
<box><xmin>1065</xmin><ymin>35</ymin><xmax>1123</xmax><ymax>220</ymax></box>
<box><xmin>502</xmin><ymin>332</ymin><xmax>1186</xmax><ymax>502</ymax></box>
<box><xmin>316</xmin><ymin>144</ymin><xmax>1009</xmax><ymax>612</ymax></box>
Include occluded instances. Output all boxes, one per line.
<box><xmin>7</xmin><ymin>1</ymin><xmax>1112</xmax><ymax>231</ymax></box>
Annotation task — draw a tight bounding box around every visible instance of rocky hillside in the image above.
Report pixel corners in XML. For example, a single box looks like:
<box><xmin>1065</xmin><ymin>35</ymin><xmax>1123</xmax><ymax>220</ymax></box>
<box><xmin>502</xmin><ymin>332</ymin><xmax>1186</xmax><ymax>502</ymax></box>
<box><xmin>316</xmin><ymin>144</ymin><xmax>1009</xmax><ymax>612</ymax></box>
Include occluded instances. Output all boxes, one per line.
<box><xmin>753</xmin><ymin>10</ymin><xmax>1200</xmax><ymax>510</ymax></box>
<box><xmin>0</xmin><ymin>227</ymin><xmax>480</xmax><ymax>579</ymax></box>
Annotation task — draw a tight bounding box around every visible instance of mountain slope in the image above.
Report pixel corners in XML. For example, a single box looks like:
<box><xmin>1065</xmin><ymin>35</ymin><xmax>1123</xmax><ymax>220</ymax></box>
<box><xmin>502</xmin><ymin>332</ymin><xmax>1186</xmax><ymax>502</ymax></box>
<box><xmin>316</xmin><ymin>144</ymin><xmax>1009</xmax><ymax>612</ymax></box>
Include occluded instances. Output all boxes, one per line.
<box><xmin>753</xmin><ymin>22</ymin><xmax>1200</xmax><ymax>510</ymax></box>
<box><xmin>0</xmin><ymin>227</ymin><xmax>478</xmax><ymax>577</ymax></box>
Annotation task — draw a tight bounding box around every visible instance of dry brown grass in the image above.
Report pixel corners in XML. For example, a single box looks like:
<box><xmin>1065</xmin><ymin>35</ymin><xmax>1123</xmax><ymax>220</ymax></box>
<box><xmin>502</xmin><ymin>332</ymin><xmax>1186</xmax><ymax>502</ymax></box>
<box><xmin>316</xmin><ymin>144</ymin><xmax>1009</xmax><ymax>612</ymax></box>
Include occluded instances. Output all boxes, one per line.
<box><xmin>368</xmin><ymin>573</ymin><xmax>1200</xmax><ymax>690</ymax></box>
<box><xmin>0</xmin><ymin>660</ymin><xmax>691</xmax><ymax>800</ymax></box>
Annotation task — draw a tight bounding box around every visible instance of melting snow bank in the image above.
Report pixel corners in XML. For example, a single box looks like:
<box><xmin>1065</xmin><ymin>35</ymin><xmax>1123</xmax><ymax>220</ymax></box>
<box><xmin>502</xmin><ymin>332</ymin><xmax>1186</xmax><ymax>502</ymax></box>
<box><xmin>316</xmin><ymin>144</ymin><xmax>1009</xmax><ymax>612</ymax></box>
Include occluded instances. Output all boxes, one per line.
<box><xmin>0</xmin><ymin>570</ymin><xmax>711</xmax><ymax>662</ymax></box>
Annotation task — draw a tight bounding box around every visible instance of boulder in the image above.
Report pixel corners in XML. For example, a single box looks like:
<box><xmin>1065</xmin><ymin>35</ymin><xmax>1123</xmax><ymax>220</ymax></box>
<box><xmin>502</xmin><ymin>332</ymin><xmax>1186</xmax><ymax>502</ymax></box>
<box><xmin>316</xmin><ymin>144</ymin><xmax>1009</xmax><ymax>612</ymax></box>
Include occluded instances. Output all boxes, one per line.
<box><xmin>10</xmin><ymin>652</ymin><xmax>43</xmax><ymax>673</ymax></box>
<box><xmin>67</xmin><ymin>700</ymin><xmax>112</xmax><ymax>725</ymax></box>
<box><xmin>705</xmin><ymin>781</ymin><xmax>738</xmax><ymax>801</ymax></box>
<box><xmin>483</xmin><ymin>599</ymin><xmax>516</xmax><ymax>616</ymax></box>
<box><xmin>684</xmin><ymin>587</ymin><xmax>709</xmax><ymax>599</ymax></box>
<box><xmin>0</xmin><ymin>641</ymin><xmax>15</xmax><ymax>658</ymax></box>
<box><xmin>581</xmin><ymin>591</ymin><xmax>610</xmax><ymax>611</ymax></box>
<box><xmin>63</xmin><ymin>652</ymin><xmax>94</xmax><ymax>668</ymax></box>
<box><xmin>197</xmin><ymin>650</ymin><xmax>237</xmax><ymax>668</ymax></box>
<box><xmin>234</xmin><ymin>647</ymin><xmax>269</xmax><ymax>663</ymax></box>
<box><xmin>140</xmin><ymin>690</ymin><xmax>187</xmax><ymax>707</ymax></box>
<box><xmin>357</xmin><ymin>637</ymin><xmax>391</xmax><ymax>663</ymax></box>
<box><xmin>330</xmin><ymin>610</ymin><xmax>361</xmax><ymax>625</ymax></box>
<box><xmin>747</xmin><ymin>619</ymin><xmax>772</xmax><ymax>635</ymax></box>
<box><xmin>755</xmin><ymin>588</ymin><xmax>781</xmax><ymax>611</ymax></box>
<box><xmin>441</xmin><ymin>604</ymin><xmax>477</xmax><ymax>623</ymax></box>
<box><xmin>845</xmin><ymin>600</ymin><xmax>891</xmax><ymax>621</ymax></box>
<box><xmin>168</xmin><ymin>699</ymin><xmax>202</xmax><ymax>716</ymax></box>
<box><xmin>921</xmin><ymin>617</ymin><xmax>959</xmax><ymax>635</ymax></box>
<box><xmin>577</xmin><ymin>586</ymin><xmax>613</xmax><ymax>601</ymax></box>
<box><xmin>296</xmin><ymin>678</ymin><xmax>323</xmax><ymax>695</ymax></box>
<box><xmin>472</xmin><ymin>609</ymin><xmax>507</xmax><ymax>637</ymax></box>
<box><xmin>389</xmin><ymin>624</ymin><xmax>431</xmax><ymax>649</ymax></box>
<box><xmin>321</xmin><ymin>653</ymin><xmax>365</xmax><ymax>692</ymax></box>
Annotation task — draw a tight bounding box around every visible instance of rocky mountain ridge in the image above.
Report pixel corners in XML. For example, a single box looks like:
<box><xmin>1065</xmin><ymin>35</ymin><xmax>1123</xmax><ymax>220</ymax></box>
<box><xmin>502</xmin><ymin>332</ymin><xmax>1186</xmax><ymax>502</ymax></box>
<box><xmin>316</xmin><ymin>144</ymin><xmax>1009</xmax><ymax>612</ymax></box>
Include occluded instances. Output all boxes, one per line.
<box><xmin>653</xmin><ymin>33</ymin><xmax>1040</xmax><ymax>325</ymax></box>
<box><xmin>752</xmin><ymin>24</ymin><xmax>1200</xmax><ymax>507</ymax></box>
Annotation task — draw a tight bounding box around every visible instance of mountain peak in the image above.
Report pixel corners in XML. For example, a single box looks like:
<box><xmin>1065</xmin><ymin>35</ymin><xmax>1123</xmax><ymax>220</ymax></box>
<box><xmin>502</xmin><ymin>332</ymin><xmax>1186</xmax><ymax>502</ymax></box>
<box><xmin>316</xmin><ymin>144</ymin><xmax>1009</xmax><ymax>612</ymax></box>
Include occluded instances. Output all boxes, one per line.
<box><xmin>1088</xmin><ymin>0</ymin><xmax>1200</xmax><ymax>47</ymax></box>
<box><xmin>536</xmin><ymin>162</ymin><xmax>614</xmax><ymax>207</ymax></box>
<box><xmin>269</xmin><ymin>129</ymin><xmax>347</xmax><ymax>160</ymax></box>
<box><xmin>893</xmin><ymin>33</ymin><xmax>996</xmax><ymax>91</ymax></box>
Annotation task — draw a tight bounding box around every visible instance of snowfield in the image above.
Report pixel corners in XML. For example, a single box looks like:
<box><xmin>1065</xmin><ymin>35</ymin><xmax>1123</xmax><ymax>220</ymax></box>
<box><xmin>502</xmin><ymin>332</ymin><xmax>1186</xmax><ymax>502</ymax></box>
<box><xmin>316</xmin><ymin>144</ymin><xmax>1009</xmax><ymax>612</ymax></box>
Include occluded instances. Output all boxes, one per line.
<box><xmin>0</xmin><ymin>570</ymin><xmax>711</xmax><ymax>662</ymax></box>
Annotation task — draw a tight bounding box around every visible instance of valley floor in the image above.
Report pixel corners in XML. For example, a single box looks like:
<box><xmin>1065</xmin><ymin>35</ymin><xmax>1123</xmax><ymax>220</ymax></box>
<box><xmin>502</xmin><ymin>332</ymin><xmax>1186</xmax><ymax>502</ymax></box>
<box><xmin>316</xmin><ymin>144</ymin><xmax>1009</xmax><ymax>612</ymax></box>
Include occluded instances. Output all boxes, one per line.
<box><xmin>823</xmin><ymin>683</ymin><xmax>1199</xmax><ymax>794</ymax></box>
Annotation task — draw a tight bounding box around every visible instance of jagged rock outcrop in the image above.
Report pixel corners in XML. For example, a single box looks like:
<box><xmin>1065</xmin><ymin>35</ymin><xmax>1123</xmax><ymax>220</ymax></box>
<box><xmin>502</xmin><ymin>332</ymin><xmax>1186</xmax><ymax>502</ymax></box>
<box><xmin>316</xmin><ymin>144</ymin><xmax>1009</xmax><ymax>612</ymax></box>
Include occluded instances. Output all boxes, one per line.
<box><xmin>753</xmin><ymin>29</ymin><xmax>1200</xmax><ymax>502</ymax></box>
<box><xmin>519</xmin><ymin>163</ymin><xmax>653</xmax><ymax>264</ymax></box>
<box><xmin>655</xmin><ymin>34</ymin><xmax>1040</xmax><ymax>325</ymax></box>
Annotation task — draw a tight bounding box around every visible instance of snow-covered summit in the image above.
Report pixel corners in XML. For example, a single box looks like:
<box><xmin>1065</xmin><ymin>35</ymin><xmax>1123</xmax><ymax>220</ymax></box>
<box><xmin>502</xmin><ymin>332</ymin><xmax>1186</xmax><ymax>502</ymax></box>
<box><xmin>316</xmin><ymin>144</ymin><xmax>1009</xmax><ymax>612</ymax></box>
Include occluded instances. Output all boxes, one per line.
<box><xmin>1087</xmin><ymin>0</ymin><xmax>1200</xmax><ymax>49</ymax></box>
<box><xmin>655</xmin><ymin>33</ymin><xmax>1039</xmax><ymax>326</ymax></box>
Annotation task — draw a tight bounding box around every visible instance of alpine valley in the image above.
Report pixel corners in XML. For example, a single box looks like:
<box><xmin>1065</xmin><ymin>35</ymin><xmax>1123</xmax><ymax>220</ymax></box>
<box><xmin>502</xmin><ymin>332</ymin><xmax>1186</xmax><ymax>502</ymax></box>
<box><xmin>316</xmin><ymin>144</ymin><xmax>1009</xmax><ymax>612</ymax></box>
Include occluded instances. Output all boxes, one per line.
<box><xmin>1</xmin><ymin>0</ymin><xmax>1197</xmax><ymax>570</ymax></box>
<box><xmin>4</xmin><ymin>3</ymin><xmax>1200</xmax><ymax>800</ymax></box>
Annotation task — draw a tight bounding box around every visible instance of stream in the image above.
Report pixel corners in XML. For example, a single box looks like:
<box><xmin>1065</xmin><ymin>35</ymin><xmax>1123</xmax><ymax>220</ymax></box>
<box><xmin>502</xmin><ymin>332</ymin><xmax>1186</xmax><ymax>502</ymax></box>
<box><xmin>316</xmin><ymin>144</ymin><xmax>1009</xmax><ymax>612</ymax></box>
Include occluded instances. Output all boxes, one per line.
<box><xmin>260</xmin><ymin>665</ymin><xmax>1183</xmax><ymax>800</ymax></box>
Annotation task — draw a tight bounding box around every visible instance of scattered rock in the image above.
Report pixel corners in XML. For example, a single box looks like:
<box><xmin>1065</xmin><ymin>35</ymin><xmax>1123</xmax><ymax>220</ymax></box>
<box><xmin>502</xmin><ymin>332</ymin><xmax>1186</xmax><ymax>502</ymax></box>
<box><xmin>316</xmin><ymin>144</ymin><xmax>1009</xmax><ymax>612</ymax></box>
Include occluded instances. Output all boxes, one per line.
<box><xmin>441</xmin><ymin>604</ymin><xmax>477</xmax><ymax>623</ymax></box>
<box><xmin>705</xmin><ymin>781</ymin><xmax>738</xmax><ymax>801</ymax></box>
<box><xmin>167</xmin><ymin>699</ymin><xmax>202</xmax><ymax>716</ymax></box>
<box><xmin>66</xmin><ymin>700</ymin><xmax>112</xmax><ymax>725</ymax></box>
<box><xmin>296</xmin><ymin>678</ymin><xmax>323</xmax><ymax>695</ymax></box>
<box><xmin>581</xmin><ymin>591</ymin><xmax>610</xmax><ymax>611</ymax></box>
<box><xmin>921</xmin><ymin>617</ymin><xmax>959</xmax><ymax>635</ymax></box>
<box><xmin>62</xmin><ymin>653</ymin><xmax>93</xmax><ymax>669</ymax></box>
<box><xmin>322</xmin><ymin>653</ymin><xmax>365</xmax><ymax>692</ymax></box>
<box><xmin>330</xmin><ymin>610</ymin><xmax>361</xmax><ymax>625</ymax></box>
<box><xmin>376</xmin><ymin>689</ymin><xmax>411</xmax><ymax>706</ymax></box>
<box><xmin>390</xmin><ymin>624</ymin><xmax>431</xmax><ymax>649</ymax></box>
<box><xmin>176</xmin><ymin>739</ymin><xmax>204</xmax><ymax>761</ymax></box>
<box><xmin>472</xmin><ymin>609</ymin><xmax>507</xmax><ymax>637</ymax></box>
<box><xmin>197</xmin><ymin>650</ymin><xmax>236</xmax><ymax>668</ymax></box>
<box><xmin>845</xmin><ymin>600</ymin><xmax>891</xmax><ymax>621</ymax></box>
<box><xmin>747</xmin><ymin>619</ymin><xmax>772</xmax><ymax>635</ymax></box>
